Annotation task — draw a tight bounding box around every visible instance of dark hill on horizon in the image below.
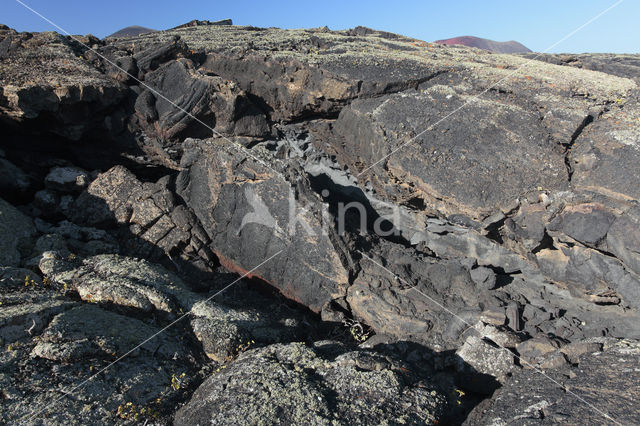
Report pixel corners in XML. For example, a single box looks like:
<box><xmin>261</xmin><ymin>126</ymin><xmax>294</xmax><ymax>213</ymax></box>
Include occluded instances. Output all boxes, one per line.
<box><xmin>106</xmin><ymin>20</ymin><xmax>232</xmax><ymax>38</ymax></box>
<box><xmin>435</xmin><ymin>35</ymin><xmax>531</xmax><ymax>53</ymax></box>
<box><xmin>107</xmin><ymin>25</ymin><xmax>156</xmax><ymax>38</ymax></box>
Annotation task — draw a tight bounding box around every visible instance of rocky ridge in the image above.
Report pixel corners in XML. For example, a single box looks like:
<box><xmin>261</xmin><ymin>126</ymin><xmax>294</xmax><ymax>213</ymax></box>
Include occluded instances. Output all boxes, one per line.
<box><xmin>1</xmin><ymin>22</ymin><xmax>640</xmax><ymax>424</ymax></box>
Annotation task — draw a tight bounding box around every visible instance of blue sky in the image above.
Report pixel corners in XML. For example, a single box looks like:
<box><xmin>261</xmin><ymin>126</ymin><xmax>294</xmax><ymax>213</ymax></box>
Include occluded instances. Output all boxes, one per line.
<box><xmin>4</xmin><ymin>0</ymin><xmax>639</xmax><ymax>53</ymax></box>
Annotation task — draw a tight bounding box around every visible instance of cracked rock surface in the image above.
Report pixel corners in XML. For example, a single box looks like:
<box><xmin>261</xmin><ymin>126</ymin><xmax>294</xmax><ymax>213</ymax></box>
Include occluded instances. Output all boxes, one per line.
<box><xmin>1</xmin><ymin>20</ymin><xmax>640</xmax><ymax>424</ymax></box>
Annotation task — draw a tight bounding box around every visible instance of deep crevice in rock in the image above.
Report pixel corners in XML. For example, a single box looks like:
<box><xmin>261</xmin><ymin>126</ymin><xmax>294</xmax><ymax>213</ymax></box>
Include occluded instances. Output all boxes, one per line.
<box><xmin>532</xmin><ymin>230</ymin><xmax>557</xmax><ymax>254</ymax></box>
<box><xmin>564</xmin><ymin>113</ymin><xmax>595</xmax><ymax>182</ymax></box>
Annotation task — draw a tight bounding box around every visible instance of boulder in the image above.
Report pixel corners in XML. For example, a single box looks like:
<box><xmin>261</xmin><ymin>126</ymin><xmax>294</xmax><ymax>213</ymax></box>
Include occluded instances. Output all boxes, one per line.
<box><xmin>455</xmin><ymin>334</ymin><xmax>515</xmax><ymax>394</ymax></box>
<box><xmin>71</xmin><ymin>166</ymin><xmax>215</xmax><ymax>281</ymax></box>
<box><xmin>177</xmin><ymin>138</ymin><xmax>350</xmax><ymax>312</ymax></box>
<box><xmin>43</xmin><ymin>253</ymin><xmax>200</xmax><ymax>316</ymax></box>
<box><xmin>189</xmin><ymin>296</ymin><xmax>308</xmax><ymax>362</ymax></box>
<box><xmin>32</xmin><ymin>304</ymin><xmax>183</xmax><ymax>361</ymax></box>
<box><xmin>175</xmin><ymin>342</ymin><xmax>449</xmax><ymax>425</ymax></box>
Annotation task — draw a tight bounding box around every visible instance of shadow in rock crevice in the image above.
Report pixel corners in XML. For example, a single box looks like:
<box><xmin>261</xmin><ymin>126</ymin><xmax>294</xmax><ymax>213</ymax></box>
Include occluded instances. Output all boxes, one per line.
<box><xmin>363</xmin><ymin>341</ymin><xmax>500</xmax><ymax>425</ymax></box>
<box><xmin>307</xmin><ymin>172</ymin><xmax>411</xmax><ymax>248</ymax></box>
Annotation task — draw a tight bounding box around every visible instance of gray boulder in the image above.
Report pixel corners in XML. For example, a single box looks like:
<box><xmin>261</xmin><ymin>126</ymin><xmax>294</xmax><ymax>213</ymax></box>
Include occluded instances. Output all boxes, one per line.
<box><xmin>1</xmin><ymin>301</ymin><xmax>200</xmax><ymax>425</ymax></box>
<box><xmin>177</xmin><ymin>138</ymin><xmax>351</xmax><ymax>313</ymax></box>
<box><xmin>175</xmin><ymin>342</ymin><xmax>449</xmax><ymax>425</ymax></box>
<box><xmin>38</xmin><ymin>251</ymin><xmax>313</xmax><ymax>361</ymax></box>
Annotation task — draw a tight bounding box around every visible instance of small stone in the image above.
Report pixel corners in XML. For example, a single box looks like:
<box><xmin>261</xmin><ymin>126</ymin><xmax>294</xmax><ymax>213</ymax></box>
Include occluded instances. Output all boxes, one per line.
<box><xmin>456</xmin><ymin>334</ymin><xmax>516</xmax><ymax>382</ymax></box>
<box><xmin>538</xmin><ymin>351</ymin><xmax>568</xmax><ymax>370</ymax></box>
<box><xmin>506</xmin><ymin>303</ymin><xmax>521</xmax><ymax>331</ymax></box>
<box><xmin>45</xmin><ymin>166</ymin><xmax>89</xmax><ymax>193</ymax></box>
<box><xmin>33</xmin><ymin>189</ymin><xmax>59</xmax><ymax>213</ymax></box>
<box><xmin>516</xmin><ymin>336</ymin><xmax>560</xmax><ymax>365</ymax></box>
<box><xmin>560</xmin><ymin>341</ymin><xmax>603</xmax><ymax>363</ymax></box>
<box><xmin>479</xmin><ymin>307</ymin><xmax>506</xmax><ymax>326</ymax></box>
<box><xmin>470</xmin><ymin>266</ymin><xmax>497</xmax><ymax>290</ymax></box>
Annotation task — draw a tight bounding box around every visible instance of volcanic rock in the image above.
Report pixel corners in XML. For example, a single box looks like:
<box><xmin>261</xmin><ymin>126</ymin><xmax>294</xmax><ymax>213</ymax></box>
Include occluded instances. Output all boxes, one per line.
<box><xmin>2</xmin><ymin>21</ymin><xmax>640</xmax><ymax>425</ymax></box>
<box><xmin>175</xmin><ymin>342</ymin><xmax>449</xmax><ymax>425</ymax></box>
<box><xmin>464</xmin><ymin>339</ymin><xmax>640</xmax><ymax>425</ymax></box>
<box><xmin>176</xmin><ymin>137</ymin><xmax>350</xmax><ymax>312</ymax></box>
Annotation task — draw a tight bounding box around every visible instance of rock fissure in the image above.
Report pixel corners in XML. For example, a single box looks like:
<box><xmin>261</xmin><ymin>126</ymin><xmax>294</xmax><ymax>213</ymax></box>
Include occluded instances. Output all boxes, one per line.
<box><xmin>565</xmin><ymin>113</ymin><xmax>596</xmax><ymax>182</ymax></box>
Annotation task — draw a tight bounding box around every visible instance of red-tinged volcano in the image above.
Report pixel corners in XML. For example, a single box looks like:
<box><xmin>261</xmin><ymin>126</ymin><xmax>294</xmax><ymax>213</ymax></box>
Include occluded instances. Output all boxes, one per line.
<box><xmin>434</xmin><ymin>36</ymin><xmax>531</xmax><ymax>54</ymax></box>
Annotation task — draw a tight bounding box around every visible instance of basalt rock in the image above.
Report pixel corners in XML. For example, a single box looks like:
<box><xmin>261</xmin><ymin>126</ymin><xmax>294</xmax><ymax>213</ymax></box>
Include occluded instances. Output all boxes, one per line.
<box><xmin>115</xmin><ymin>25</ymin><xmax>452</xmax><ymax>123</ymax></box>
<box><xmin>464</xmin><ymin>338</ymin><xmax>640</xmax><ymax>425</ymax></box>
<box><xmin>176</xmin><ymin>138</ymin><xmax>351</xmax><ymax>312</ymax></box>
<box><xmin>0</xmin><ymin>30</ymin><xmax>128</xmax><ymax>137</ymax></box>
<box><xmin>69</xmin><ymin>165</ymin><xmax>217</xmax><ymax>284</ymax></box>
<box><xmin>137</xmin><ymin>57</ymin><xmax>270</xmax><ymax>144</ymax></box>
<box><xmin>175</xmin><ymin>342</ymin><xmax>450</xmax><ymax>425</ymax></box>
<box><xmin>1</xmin><ymin>301</ymin><xmax>201</xmax><ymax>425</ymax></box>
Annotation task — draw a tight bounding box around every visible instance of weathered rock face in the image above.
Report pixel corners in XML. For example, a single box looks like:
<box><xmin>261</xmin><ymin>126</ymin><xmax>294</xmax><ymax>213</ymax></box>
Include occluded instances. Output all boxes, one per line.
<box><xmin>569</xmin><ymin>97</ymin><xmax>640</xmax><ymax>200</ymax></box>
<box><xmin>175</xmin><ymin>342</ymin><xmax>449</xmax><ymax>425</ymax></box>
<box><xmin>348</xmin><ymin>240</ymin><xmax>485</xmax><ymax>349</ymax></box>
<box><xmin>119</xmin><ymin>25</ymin><xmax>451</xmax><ymax>123</ymax></box>
<box><xmin>138</xmin><ymin>57</ymin><xmax>269</xmax><ymax>142</ymax></box>
<box><xmin>464</xmin><ymin>339</ymin><xmax>640</xmax><ymax>425</ymax></box>
<box><xmin>331</xmin><ymin>87</ymin><xmax>569</xmax><ymax>220</ymax></box>
<box><xmin>69</xmin><ymin>165</ymin><xmax>218</xmax><ymax>285</ymax></box>
<box><xmin>0</xmin><ymin>28</ymin><xmax>128</xmax><ymax>139</ymax></box>
<box><xmin>324</xmin><ymin>66</ymin><xmax>632</xmax><ymax>224</ymax></box>
<box><xmin>176</xmin><ymin>138</ymin><xmax>350</xmax><ymax>312</ymax></box>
